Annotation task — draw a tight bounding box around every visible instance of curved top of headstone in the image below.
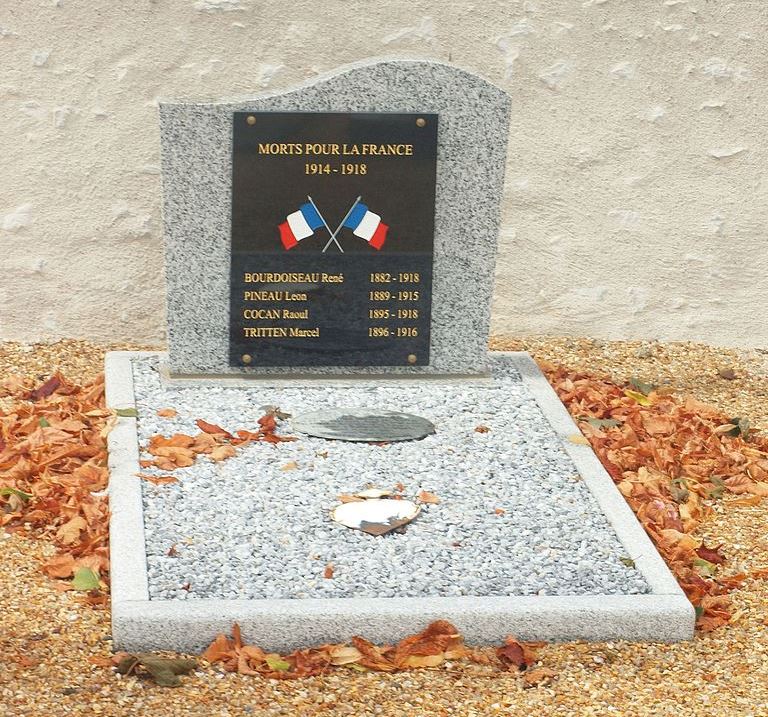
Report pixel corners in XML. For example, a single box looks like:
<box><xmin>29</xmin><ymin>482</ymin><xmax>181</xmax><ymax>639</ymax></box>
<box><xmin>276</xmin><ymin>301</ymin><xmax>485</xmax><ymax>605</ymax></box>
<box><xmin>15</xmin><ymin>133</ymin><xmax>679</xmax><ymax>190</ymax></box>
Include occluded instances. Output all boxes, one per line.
<box><xmin>160</xmin><ymin>58</ymin><xmax>509</xmax><ymax>108</ymax></box>
<box><xmin>160</xmin><ymin>59</ymin><xmax>511</xmax><ymax>378</ymax></box>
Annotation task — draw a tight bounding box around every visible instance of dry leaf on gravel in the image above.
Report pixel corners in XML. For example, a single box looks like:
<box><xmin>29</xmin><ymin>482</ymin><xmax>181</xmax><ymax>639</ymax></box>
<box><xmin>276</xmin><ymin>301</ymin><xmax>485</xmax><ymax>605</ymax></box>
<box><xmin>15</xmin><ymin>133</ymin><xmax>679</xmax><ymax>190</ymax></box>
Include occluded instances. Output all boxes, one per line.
<box><xmin>115</xmin><ymin>653</ymin><xmax>197</xmax><ymax>687</ymax></box>
<box><xmin>417</xmin><ymin>490</ymin><xmax>440</xmax><ymax>504</ymax></box>
<box><xmin>337</xmin><ymin>494</ymin><xmax>364</xmax><ymax>503</ymax></box>
<box><xmin>523</xmin><ymin>666</ymin><xmax>557</xmax><ymax>687</ymax></box>
<box><xmin>209</xmin><ymin>444</ymin><xmax>237</xmax><ymax>462</ymax></box>
<box><xmin>727</xmin><ymin>495</ymin><xmax>762</xmax><ymax>507</ymax></box>
<box><xmin>41</xmin><ymin>553</ymin><xmax>76</xmax><ymax>578</ymax></box>
<box><xmin>195</xmin><ymin>419</ymin><xmax>234</xmax><ymax>439</ymax></box>
<box><xmin>496</xmin><ymin>636</ymin><xmax>545</xmax><ymax>671</ymax></box>
<box><xmin>696</xmin><ymin>544</ymin><xmax>726</xmax><ymax>564</ymax></box>
<box><xmin>56</xmin><ymin>516</ymin><xmax>86</xmax><ymax>545</ymax></box>
<box><xmin>329</xmin><ymin>646</ymin><xmax>363</xmax><ymax>665</ymax></box>
<box><xmin>137</xmin><ymin>473</ymin><xmax>179</xmax><ymax>486</ymax></box>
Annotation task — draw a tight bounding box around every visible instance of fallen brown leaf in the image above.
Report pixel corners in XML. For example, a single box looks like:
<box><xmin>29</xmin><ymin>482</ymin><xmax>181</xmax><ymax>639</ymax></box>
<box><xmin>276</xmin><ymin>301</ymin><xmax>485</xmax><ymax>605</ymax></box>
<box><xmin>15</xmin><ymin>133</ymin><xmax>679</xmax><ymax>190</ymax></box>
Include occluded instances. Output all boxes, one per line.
<box><xmin>496</xmin><ymin>636</ymin><xmax>545</xmax><ymax>671</ymax></box>
<box><xmin>56</xmin><ymin>516</ymin><xmax>86</xmax><ymax>545</ymax></box>
<box><xmin>116</xmin><ymin>653</ymin><xmax>197</xmax><ymax>687</ymax></box>
<box><xmin>727</xmin><ymin>495</ymin><xmax>762</xmax><ymax>507</ymax></box>
<box><xmin>195</xmin><ymin>419</ymin><xmax>234</xmax><ymax>439</ymax></box>
<box><xmin>523</xmin><ymin>666</ymin><xmax>557</xmax><ymax>687</ymax></box>
<box><xmin>202</xmin><ymin>634</ymin><xmax>232</xmax><ymax>665</ymax></box>
<box><xmin>696</xmin><ymin>543</ymin><xmax>726</xmax><ymax>565</ymax></box>
<box><xmin>26</xmin><ymin>374</ymin><xmax>63</xmax><ymax>401</ymax></box>
<box><xmin>417</xmin><ymin>490</ymin><xmax>440</xmax><ymax>504</ymax></box>
<box><xmin>337</xmin><ymin>494</ymin><xmax>364</xmax><ymax>503</ymax></box>
<box><xmin>42</xmin><ymin>553</ymin><xmax>76</xmax><ymax>579</ymax></box>
<box><xmin>210</xmin><ymin>444</ymin><xmax>237</xmax><ymax>462</ymax></box>
<box><xmin>329</xmin><ymin>646</ymin><xmax>362</xmax><ymax>665</ymax></box>
<box><xmin>14</xmin><ymin>654</ymin><xmax>40</xmax><ymax>668</ymax></box>
<box><xmin>137</xmin><ymin>473</ymin><xmax>179</xmax><ymax>486</ymax></box>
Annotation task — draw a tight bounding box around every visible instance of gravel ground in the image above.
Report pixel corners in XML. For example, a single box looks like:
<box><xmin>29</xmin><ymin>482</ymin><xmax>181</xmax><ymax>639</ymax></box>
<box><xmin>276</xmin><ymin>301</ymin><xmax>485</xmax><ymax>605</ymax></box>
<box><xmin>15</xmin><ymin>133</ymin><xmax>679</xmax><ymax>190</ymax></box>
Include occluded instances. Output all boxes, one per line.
<box><xmin>132</xmin><ymin>355</ymin><xmax>649</xmax><ymax>600</ymax></box>
<box><xmin>0</xmin><ymin>340</ymin><xmax>152</xmax><ymax>411</ymax></box>
<box><xmin>2</xmin><ymin>337</ymin><xmax>768</xmax><ymax>716</ymax></box>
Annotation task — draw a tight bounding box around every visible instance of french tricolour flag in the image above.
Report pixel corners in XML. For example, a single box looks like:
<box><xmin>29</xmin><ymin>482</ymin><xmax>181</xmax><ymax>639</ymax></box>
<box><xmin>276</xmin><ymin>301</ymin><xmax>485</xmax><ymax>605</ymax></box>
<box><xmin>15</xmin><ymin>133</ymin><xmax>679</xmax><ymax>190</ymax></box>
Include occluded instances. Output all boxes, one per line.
<box><xmin>279</xmin><ymin>202</ymin><xmax>324</xmax><ymax>250</ymax></box>
<box><xmin>343</xmin><ymin>203</ymin><xmax>388</xmax><ymax>250</ymax></box>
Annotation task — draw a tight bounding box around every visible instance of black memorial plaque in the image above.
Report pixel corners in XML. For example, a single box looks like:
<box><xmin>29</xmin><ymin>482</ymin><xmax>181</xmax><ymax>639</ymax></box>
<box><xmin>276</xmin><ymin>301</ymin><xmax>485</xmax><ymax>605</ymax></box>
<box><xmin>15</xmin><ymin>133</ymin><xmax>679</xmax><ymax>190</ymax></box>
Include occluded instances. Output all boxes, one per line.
<box><xmin>229</xmin><ymin>112</ymin><xmax>438</xmax><ymax>367</ymax></box>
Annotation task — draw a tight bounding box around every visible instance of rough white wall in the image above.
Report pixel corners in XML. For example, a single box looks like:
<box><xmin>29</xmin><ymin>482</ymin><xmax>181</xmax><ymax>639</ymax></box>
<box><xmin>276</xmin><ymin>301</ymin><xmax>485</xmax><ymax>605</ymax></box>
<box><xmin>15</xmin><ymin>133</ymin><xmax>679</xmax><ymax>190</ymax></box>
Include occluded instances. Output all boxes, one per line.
<box><xmin>1</xmin><ymin>1</ymin><xmax>766</xmax><ymax>347</ymax></box>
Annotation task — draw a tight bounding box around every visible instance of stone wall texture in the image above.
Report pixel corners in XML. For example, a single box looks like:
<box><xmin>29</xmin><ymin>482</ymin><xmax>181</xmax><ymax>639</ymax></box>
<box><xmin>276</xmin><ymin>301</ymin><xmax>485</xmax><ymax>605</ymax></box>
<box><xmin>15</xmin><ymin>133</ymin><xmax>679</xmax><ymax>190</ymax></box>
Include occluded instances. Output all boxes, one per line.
<box><xmin>1</xmin><ymin>1</ymin><xmax>765</xmax><ymax>347</ymax></box>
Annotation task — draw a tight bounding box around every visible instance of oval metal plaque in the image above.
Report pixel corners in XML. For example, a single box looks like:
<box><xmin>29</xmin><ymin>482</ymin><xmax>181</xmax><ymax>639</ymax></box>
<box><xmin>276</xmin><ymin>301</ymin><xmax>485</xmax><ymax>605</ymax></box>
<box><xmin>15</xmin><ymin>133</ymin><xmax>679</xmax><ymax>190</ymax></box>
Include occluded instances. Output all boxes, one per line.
<box><xmin>292</xmin><ymin>408</ymin><xmax>435</xmax><ymax>442</ymax></box>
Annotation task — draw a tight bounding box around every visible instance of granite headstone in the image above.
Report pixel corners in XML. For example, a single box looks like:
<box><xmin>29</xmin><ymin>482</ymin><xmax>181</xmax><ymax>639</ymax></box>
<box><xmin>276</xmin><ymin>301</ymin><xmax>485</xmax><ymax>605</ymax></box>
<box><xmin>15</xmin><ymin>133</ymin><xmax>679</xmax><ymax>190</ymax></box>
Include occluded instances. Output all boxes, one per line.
<box><xmin>159</xmin><ymin>59</ymin><xmax>510</xmax><ymax>377</ymax></box>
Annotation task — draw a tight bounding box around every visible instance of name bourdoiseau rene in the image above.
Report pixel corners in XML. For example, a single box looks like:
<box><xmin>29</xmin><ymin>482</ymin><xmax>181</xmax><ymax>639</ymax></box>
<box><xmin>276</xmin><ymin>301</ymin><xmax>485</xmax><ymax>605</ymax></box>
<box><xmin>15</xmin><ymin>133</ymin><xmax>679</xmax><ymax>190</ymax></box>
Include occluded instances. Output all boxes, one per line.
<box><xmin>244</xmin><ymin>273</ymin><xmax>343</xmax><ymax>284</ymax></box>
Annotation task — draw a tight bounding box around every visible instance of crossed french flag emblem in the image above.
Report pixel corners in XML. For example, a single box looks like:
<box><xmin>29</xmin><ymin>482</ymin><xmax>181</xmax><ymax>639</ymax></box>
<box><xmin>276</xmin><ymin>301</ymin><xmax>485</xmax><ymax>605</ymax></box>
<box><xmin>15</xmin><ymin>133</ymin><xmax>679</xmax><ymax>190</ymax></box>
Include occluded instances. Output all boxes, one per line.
<box><xmin>278</xmin><ymin>196</ymin><xmax>389</xmax><ymax>252</ymax></box>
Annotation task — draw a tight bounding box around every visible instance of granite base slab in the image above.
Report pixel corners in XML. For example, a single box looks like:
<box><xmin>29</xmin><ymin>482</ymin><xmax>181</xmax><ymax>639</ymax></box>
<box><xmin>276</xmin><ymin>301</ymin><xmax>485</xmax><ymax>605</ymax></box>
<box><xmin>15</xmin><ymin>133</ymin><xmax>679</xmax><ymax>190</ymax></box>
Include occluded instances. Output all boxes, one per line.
<box><xmin>106</xmin><ymin>351</ymin><xmax>694</xmax><ymax>652</ymax></box>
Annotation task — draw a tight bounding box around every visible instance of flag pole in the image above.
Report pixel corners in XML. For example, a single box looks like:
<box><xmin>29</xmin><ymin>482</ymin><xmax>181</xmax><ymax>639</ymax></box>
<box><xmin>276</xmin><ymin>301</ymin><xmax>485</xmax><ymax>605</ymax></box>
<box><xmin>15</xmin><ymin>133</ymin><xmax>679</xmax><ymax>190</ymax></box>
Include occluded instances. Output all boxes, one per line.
<box><xmin>306</xmin><ymin>195</ymin><xmax>344</xmax><ymax>253</ymax></box>
<box><xmin>321</xmin><ymin>196</ymin><xmax>361</xmax><ymax>253</ymax></box>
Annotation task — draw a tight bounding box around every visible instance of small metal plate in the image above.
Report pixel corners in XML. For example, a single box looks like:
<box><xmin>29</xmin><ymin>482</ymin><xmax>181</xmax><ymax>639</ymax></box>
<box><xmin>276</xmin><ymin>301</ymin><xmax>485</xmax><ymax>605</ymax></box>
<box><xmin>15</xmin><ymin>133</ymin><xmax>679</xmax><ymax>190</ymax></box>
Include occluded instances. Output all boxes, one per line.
<box><xmin>292</xmin><ymin>408</ymin><xmax>435</xmax><ymax>442</ymax></box>
<box><xmin>331</xmin><ymin>499</ymin><xmax>421</xmax><ymax>536</ymax></box>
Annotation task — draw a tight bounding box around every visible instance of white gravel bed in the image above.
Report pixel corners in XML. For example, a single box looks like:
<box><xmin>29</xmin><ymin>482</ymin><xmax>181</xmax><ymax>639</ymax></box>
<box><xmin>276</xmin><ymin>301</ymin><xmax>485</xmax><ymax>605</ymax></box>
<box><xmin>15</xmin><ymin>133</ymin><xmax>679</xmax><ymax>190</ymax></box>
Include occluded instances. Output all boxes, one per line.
<box><xmin>132</xmin><ymin>356</ymin><xmax>650</xmax><ymax>601</ymax></box>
